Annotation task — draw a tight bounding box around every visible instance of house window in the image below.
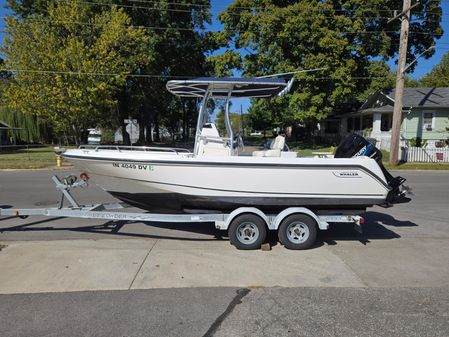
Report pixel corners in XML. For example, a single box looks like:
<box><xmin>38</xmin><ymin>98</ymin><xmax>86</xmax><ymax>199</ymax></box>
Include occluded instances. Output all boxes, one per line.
<box><xmin>422</xmin><ymin>112</ymin><xmax>435</xmax><ymax>131</ymax></box>
<box><xmin>326</xmin><ymin>120</ymin><xmax>339</xmax><ymax>133</ymax></box>
<box><xmin>354</xmin><ymin>118</ymin><xmax>361</xmax><ymax>130</ymax></box>
<box><xmin>362</xmin><ymin>115</ymin><xmax>373</xmax><ymax>130</ymax></box>
<box><xmin>381</xmin><ymin>114</ymin><xmax>392</xmax><ymax>131</ymax></box>
<box><xmin>347</xmin><ymin>118</ymin><xmax>354</xmax><ymax>131</ymax></box>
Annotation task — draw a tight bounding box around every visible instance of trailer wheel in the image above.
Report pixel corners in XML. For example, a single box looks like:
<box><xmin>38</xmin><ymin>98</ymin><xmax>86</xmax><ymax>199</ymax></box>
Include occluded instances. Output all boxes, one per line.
<box><xmin>228</xmin><ymin>214</ymin><xmax>267</xmax><ymax>250</ymax></box>
<box><xmin>278</xmin><ymin>214</ymin><xmax>317</xmax><ymax>250</ymax></box>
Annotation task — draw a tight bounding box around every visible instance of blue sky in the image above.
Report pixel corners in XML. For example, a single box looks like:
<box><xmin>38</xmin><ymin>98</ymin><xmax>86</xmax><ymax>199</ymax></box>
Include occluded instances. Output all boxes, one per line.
<box><xmin>208</xmin><ymin>0</ymin><xmax>449</xmax><ymax>80</ymax></box>
<box><xmin>0</xmin><ymin>0</ymin><xmax>448</xmax><ymax>112</ymax></box>
<box><xmin>0</xmin><ymin>0</ymin><xmax>449</xmax><ymax>78</ymax></box>
<box><xmin>1</xmin><ymin>0</ymin><xmax>447</xmax><ymax>79</ymax></box>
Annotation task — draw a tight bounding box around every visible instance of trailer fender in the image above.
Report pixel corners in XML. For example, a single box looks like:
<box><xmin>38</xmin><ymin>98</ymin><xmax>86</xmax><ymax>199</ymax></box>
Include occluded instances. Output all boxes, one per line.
<box><xmin>217</xmin><ymin>207</ymin><xmax>270</xmax><ymax>230</ymax></box>
<box><xmin>272</xmin><ymin>208</ymin><xmax>328</xmax><ymax>231</ymax></box>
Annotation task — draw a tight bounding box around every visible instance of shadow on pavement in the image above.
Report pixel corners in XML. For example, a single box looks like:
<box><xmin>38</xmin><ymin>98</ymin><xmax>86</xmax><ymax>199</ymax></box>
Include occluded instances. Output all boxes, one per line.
<box><xmin>364</xmin><ymin>211</ymin><xmax>418</xmax><ymax>227</ymax></box>
<box><xmin>0</xmin><ymin>211</ymin><xmax>418</xmax><ymax>249</ymax></box>
<box><xmin>0</xmin><ymin>205</ymin><xmax>13</xmax><ymax>209</ymax></box>
<box><xmin>320</xmin><ymin>211</ymin><xmax>418</xmax><ymax>246</ymax></box>
<box><xmin>0</xmin><ymin>218</ymin><xmax>224</xmax><ymax>242</ymax></box>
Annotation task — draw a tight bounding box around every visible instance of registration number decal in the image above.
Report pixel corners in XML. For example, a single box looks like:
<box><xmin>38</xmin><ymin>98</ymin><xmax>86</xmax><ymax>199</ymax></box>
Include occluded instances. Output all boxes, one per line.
<box><xmin>112</xmin><ymin>163</ymin><xmax>154</xmax><ymax>171</ymax></box>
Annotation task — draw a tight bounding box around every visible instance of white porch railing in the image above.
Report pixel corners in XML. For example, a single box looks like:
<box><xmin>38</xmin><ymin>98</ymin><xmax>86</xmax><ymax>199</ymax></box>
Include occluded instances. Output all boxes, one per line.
<box><xmin>401</xmin><ymin>147</ymin><xmax>449</xmax><ymax>163</ymax></box>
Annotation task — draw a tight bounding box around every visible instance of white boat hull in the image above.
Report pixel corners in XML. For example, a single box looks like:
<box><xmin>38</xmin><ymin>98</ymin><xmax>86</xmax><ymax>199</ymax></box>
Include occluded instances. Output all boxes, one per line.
<box><xmin>64</xmin><ymin>149</ymin><xmax>391</xmax><ymax>213</ymax></box>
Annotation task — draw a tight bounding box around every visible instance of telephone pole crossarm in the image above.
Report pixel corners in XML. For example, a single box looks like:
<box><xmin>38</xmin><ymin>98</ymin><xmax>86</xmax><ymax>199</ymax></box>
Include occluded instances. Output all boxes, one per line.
<box><xmin>387</xmin><ymin>1</ymin><xmax>420</xmax><ymax>24</ymax></box>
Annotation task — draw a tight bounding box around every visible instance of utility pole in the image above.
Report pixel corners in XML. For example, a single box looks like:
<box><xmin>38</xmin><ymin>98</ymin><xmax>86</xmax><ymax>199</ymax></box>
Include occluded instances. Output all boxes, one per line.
<box><xmin>240</xmin><ymin>104</ymin><xmax>243</xmax><ymax>133</ymax></box>
<box><xmin>389</xmin><ymin>0</ymin><xmax>413</xmax><ymax>166</ymax></box>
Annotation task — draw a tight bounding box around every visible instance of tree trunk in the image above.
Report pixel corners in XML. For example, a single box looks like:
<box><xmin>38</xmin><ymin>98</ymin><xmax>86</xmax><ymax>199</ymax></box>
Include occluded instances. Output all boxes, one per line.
<box><xmin>121</xmin><ymin>124</ymin><xmax>131</xmax><ymax>145</ymax></box>
<box><xmin>182</xmin><ymin>99</ymin><xmax>187</xmax><ymax>140</ymax></box>
<box><xmin>154</xmin><ymin>115</ymin><xmax>160</xmax><ymax>142</ymax></box>
<box><xmin>72</xmin><ymin>125</ymin><xmax>81</xmax><ymax>146</ymax></box>
<box><xmin>145</xmin><ymin>123</ymin><xmax>152</xmax><ymax>144</ymax></box>
<box><xmin>138</xmin><ymin>120</ymin><xmax>145</xmax><ymax>145</ymax></box>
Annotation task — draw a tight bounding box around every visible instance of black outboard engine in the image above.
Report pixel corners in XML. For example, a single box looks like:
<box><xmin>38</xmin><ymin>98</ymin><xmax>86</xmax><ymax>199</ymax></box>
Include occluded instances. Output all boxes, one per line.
<box><xmin>335</xmin><ymin>133</ymin><xmax>411</xmax><ymax>206</ymax></box>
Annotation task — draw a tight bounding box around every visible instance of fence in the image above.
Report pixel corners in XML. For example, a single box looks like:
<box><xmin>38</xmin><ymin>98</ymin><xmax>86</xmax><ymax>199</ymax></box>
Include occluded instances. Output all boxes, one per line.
<box><xmin>401</xmin><ymin>147</ymin><xmax>449</xmax><ymax>163</ymax></box>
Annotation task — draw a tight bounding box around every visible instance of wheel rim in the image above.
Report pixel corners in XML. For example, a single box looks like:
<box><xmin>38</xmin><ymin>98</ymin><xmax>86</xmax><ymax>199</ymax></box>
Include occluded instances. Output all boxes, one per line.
<box><xmin>236</xmin><ymin>221</ymin><xmax>260</xmax><ymax>245</ymax></box>
<box><xmin>286</xmin><ymin>222</ymin><xmax>309</xmax><ymax>244</ymax></box>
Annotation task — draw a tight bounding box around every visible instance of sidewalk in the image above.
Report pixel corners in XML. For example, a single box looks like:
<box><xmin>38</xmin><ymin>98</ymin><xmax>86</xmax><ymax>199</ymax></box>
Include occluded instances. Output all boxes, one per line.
<box><xmin>0</xmin><ymin>239</ymin><xmax>364</xmax><ymax>294</ymax></box>
<box><xmin>1</xmin><ymin>237</ymin><xmax>448</xmax><ymax>294</ymax></box>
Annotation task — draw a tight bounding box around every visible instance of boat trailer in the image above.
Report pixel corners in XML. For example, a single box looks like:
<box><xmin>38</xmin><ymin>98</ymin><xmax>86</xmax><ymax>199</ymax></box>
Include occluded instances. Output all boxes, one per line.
<box><xmin>0</xmin><ymin>175</ymin><xmax>365</xmax><ymax>250</ymax></box>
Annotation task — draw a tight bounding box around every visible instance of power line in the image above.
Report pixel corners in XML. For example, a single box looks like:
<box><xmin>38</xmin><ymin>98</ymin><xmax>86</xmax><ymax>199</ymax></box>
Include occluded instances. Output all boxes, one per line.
<box><xmin>130</xmin><ymin>0</ymin><xmax>443</xmax><ymax>9</ymax></box>
<box><xmin>0</xmin><ymin>68</ymin><xmax>430</xmax><ymax>81</ymax></box>
<box><xmin>126</xmin><ymin>0</ymin><xmax>220</xmax><ymax>9</ymax></box>
<box><xmin>0</xmin><ymin>17</ymin><xmax>442</xmax><ymax>36</ymax></box>
<box><xmin>1</xmin><ymin>19</ymin><xmax>203</xmax><ymax>32</ymax></box>
<box><xmin>1</xmin><ymin>68</ymin><xmax>193</xmax><ymax>78</ymax></box>
<box><xmin>56</xmin><ymin>0</ymin><xmax>210</xmax><ymax>14</ymax></box>
<box><xmin>127</xmin><ymin>0</ymin><xmax>444</xmax><ymax>16</ymax></box>
<box><xmin>3</xmin><ymin>0</ymin><xmax>445</xmax><ymax>25</ymax></box>
<box><xmin>54</xmin><ymin>0</ymin><xmax>445</xmax><ymax>18</ymax></box>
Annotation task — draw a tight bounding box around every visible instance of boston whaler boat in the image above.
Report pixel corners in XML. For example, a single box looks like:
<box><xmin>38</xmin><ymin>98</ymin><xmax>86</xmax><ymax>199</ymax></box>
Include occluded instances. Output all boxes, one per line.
<box><xmin>61</xmin><ymin>77</ymin><xmax>411</xmax><ymax>249</ymax></box>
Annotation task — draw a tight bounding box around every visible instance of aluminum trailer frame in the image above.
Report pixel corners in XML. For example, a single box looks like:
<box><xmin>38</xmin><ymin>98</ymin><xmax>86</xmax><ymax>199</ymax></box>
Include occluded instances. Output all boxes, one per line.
<box><xmin>0</xmin><ymin>175</ymin><xmax>365</xmax><ymax>249</ymax></box>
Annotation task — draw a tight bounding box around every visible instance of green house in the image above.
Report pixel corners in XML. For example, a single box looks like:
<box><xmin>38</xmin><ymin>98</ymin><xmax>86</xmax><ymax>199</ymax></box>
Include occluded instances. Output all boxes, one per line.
<box><xmin>321</xmin><ymin>88</ymin><xmax>449</xmax><ymax>149</ymax></box>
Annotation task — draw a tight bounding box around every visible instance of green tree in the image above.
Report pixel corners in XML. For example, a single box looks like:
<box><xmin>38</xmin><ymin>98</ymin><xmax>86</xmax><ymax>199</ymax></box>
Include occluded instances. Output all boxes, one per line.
<box><xmin>218</xmin><ymin>0</ymin><xmax>443</xmax><ymax>132</ymax></box>
<box><xmin>115</xmin><ymin>0</ymin><xmax>215</xmax><ymax>143</ymax></box>
<box><xmin>2</xmin><ymin>2</ymin><xmax>151</xmax><ymax>144</ymax></box>
<box><xmin>206</xmin><ymin>50</ymin><xmax>242</xmax><ymax>77</ymax></box>
<box><xmin>0</xmin><ymin>105</ymin><xmax>50</xmax><ymax>143</ymax></box>
<box><xmin>420</xmin><ymin>52</ymin><xmax>449</xmax><ymax>87</ymax></box>
<box><xmin>7</xmin><ymin>0</ymin><xmax>218</xmax><ymax>144</ymax></box>
<box><xmin>215</xmin><ymin>108</ymin><xmax>244</xmax><ymax>135</ymax></box>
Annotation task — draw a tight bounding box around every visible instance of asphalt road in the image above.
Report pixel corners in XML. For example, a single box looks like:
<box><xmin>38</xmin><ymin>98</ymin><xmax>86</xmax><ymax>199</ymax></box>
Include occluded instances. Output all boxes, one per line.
<box><xmin>1</xmin><ymin>169</ymin><xmax>449</xmax><ymax>337</ymax></box>
<box><xmin>0</xmin><ymin>169</ymin><xmax>448</xmax><ymax>243</ymax></box>
<box><xmin>1</xmin><ymin>287</ymin><xmax>448</xmax><ymax>337</ymax></box>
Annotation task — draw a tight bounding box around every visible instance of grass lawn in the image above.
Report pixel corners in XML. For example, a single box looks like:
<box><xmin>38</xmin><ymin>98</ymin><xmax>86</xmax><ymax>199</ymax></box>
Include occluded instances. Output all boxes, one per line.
<box><xmin>296</xmin><ymin>146</ymin><xmax>334</xmax><ymax>157</ymax></box>
<box><xmin>288</xmin><ymin>142</ymin><xmax>334</xmax><ymax>157</ymax></box>
<box><xmin>385</xmin><ymin>162</ymin><xmax>449</xmax><ymax>170</ymax></box>
<box><xmin>1</xmin><ymin>144</ymin><xmax>448</xmax><ymax>171</ymax></box>
<box><xmin>290</xmin><ymin>143</ymin><xmax>449</xmax><ymax>170</ymax></box>
<box><xmin>0</xmin><ymin>146</ymin><xmax>71</xmax><ymax>169</ymax></box>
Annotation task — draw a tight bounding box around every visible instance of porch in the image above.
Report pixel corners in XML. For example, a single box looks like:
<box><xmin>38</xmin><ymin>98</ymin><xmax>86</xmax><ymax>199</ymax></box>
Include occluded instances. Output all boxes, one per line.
<box><xmin>319</xmin><ymin>109</ymin><xmax>396</xmax><ymax>150</ymax></box>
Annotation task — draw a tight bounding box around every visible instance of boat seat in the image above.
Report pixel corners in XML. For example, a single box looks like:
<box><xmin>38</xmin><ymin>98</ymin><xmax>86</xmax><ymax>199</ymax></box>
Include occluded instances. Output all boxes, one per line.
<box><xmin>197</xmin><ymin>123</ymin><xmax>231</xmax><ymax>157</ymax></box>
<box><xmin>252</xmin><ymin>135</ymin><xmax>285</xmax><ymax>157</ymax></box>
<box><xmin>202</xmin><ymin>147</ymin><xmax>231</xmax><ymax>157</ymax></box>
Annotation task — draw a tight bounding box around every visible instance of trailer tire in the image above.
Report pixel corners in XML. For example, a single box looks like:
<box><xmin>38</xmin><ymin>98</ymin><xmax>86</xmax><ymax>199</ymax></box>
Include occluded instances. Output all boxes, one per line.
<box><xmin>278</xmin><ymin>214</ymin><xmax>317</xmax><ymax>250</ymax></box>
<box><xmin>228</xmin><ymin>214</ymin><xmax>267</xmax><ymax>250</ymax></box>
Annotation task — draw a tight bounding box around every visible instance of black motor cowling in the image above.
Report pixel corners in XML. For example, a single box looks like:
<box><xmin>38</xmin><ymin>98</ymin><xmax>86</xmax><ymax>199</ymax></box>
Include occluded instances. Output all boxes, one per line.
<box><xmin>335</xmin><ymin>133</ymin><xmax>411</xmax><ymax>206</ymax></box>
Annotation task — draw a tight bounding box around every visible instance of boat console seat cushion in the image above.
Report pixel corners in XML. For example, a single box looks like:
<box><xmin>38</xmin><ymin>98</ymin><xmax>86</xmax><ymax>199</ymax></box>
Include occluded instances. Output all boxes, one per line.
<box><xmin>201</xmin><ymin>147</ymin><xmax>231</xmax><ymax>156</ymax></box>
<box><xmin>197</xmin><ymin>123</ymin><xmax>232</xmax><ymax>157</ymax></box>
<box><xmin>252</xmin><ymin>135</ymin><xmax>286</xmax><ymax>157</ymax></box>
<box><xmin>253</xmin><ymin>149</ymin><xmax>281</xmax><ymax>157</ymax></box>
<box><xmin>271</xmin><ymin>135</ymin><xmax>285</xmax><ymax>150</ymax></box>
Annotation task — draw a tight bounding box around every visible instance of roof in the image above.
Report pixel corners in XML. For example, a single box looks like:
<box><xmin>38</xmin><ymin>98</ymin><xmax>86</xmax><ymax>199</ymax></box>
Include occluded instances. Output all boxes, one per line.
<box><xmin>364</xmin><ymin>105</ymin><xmax>396</xmax><ymax>113</ymax></box>
<box><xmin>166</xmin><ymin>77</ymin><xmax>287</xmax><ymax>98</ymax></box>
<box><xmin>0</xmin><ymin>120</ymin><xmax>12</xmax><ymax>129</ymax></box>
<box><xmin>382</xmin><ymin>87</ymin><xmax>449</xmax><ymax>108</ymax></box>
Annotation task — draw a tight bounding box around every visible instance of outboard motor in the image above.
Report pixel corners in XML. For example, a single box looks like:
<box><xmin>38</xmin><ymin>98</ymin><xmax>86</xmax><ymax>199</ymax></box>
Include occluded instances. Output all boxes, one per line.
<box><xmin>335</xmin><ymin>133</ymin><xmax>411</xmax><ymax>206</ymax></box>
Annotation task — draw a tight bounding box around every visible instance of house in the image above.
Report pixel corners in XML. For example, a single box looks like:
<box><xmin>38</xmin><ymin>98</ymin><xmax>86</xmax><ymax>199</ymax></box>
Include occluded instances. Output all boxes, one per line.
<box><xmin>0</xmin><ymin>120</ymin><xmax>13</xmax><ymax>145</ymax></box>
<box><xmin>0</xmin><ymin>120</ymin><xmax>28</xmax><ymax>146</ymax></box>
<box><xmin>320</xmin><ymin>88</ymin><xmax>449</xmax><ymax>150</ymax></box>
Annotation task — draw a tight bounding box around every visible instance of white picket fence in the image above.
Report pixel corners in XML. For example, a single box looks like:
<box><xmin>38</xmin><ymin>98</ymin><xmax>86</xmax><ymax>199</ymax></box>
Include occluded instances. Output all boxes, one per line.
<box><xmin>401</xmin><ymin>147</ymin><xmax>449</xmax><ymax>163</ymax></box>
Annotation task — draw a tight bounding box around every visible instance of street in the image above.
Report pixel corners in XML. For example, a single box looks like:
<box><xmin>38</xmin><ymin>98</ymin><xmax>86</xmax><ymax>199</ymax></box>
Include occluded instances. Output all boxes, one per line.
<box><xmin>0</xmin><ymin>169</ymin><xmax>448</xmax><ymax>336</ymax></box>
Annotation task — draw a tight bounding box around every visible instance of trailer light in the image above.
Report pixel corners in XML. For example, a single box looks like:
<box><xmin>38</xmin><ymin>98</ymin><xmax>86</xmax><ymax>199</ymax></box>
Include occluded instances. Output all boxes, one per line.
<box><xmin>80</xmin><ymin>172</ymin><xmax>89</xmax><ymax>181</ymax></box>
<box><xmin>359</xmin><ymin>217</ymin><xmax>365</xmax><ymax>225</ymax></box>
